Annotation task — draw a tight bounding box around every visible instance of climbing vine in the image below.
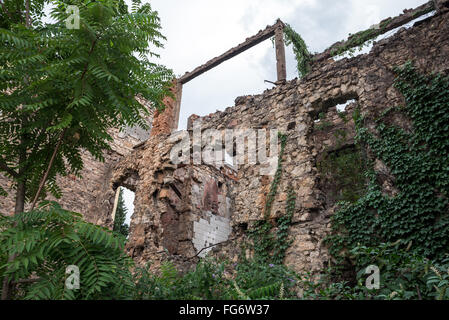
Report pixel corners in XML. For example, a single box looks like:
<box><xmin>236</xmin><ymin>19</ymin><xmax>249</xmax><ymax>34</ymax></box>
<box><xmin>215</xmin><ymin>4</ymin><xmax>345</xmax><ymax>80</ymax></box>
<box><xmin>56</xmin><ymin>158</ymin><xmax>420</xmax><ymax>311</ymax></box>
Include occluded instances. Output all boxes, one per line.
<box><xmin>330</xmin><ymin>21</ymin><xmax>390</xmax><ymax>57</ymax></box>
<box><xmin>283</xmin><ymin>24</ymin><xmax>312</xmax><ymax>78</ymax></box>
<box><xmin>317</xmin><ymin>145</ymin><xmax>367</xmax><ymax>204</ymax></box>
<box><xmin>263</xmin><ymin>133</ymin><xmax>288</xmax><ymax>219</ymax></box>
<box><xmin>248</xmin><ymin>133</ymin><xmax>296</xmax><ymax>265</ymax></box>
<box><xmin>330</xmin><ymin>3</ymin><xmax>434</xmax><ymax>58</ymax></box>
<box><xmin>326</xmin><ymin>62</ymin><xmax>449</xmax><ymax>266</ymax></box>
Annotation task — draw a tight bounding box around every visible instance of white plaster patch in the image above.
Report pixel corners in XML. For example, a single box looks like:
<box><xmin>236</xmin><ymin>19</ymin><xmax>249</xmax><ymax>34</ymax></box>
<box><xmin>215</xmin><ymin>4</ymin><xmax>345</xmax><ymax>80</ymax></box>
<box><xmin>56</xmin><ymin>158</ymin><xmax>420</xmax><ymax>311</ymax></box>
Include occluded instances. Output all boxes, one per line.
<box><xmin>193</xmin><ymin>212</ymin><xmax>231</xmax><ymax>257</ymax></box>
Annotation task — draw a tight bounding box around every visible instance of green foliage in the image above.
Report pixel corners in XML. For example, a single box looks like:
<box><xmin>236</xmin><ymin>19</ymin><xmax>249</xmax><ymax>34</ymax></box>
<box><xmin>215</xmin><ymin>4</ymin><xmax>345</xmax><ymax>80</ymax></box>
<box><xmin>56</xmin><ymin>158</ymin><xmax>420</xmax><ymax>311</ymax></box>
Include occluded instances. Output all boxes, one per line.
<box><xmin>349</xmin><ymin>243</ymin><xmax>449</xmax><ymax>300</ymax></box>
<box><xmin>232</xmin><ymin>260</ymin><xmax>297</xmax><ymax>299</ymax></box>
<box><xmin>330</xmin><ymin>16</ymin><xmax>397</xmax><ymax>58</ymax></box>
<box><xmin>134</xmin><ymin>259</ymin><xmax>228</xmax><ymax>300</ymax></box>
<box><xmin>131</xmin><ymin>246</ymin><xmax>449</xmax><ymax>301</ymax></box>
<box><xmin>298</xmin><ymin>243</ymin><xmax>449</xmax><ymax>300</ymax></box>
<box><xmin>133</xmin><ymin>258</ymin><xmax>298</xmax><ymax>300</ymax></box>
<box><xmin>317</xmin><ymin>145</ymin><xmax>367</xmax><ymax>203</ymax></box>
<box><xmin>263</xmin><ymin>133</ymin><xmax>287</xmax><ymax>220</ymax></box>
<box><xmin>314</xmin><ymin>112</ymin><xmax>332</xmax><ymax>131</ymax></box>
<box><xmin>247</xmin><ymin>133</ymin><xmax>295</xmax><ymax>265</ymax></box>
<box><xmin>327</xmin><ymin>63</ymin><xmax>449</xmax><ymax>266</ymax></box>
<box><xmin>113</xmin><ymin>188</ymin><xmax>129</xmax><ymax>238</ymax></box>
<box><xmin>330</xmin><ymin>4</ymin><xmax>434</xmax><ymax>58</ymax></box>
<box><xmin>0</xmin><ymin>0</ymin><xmax>173</xmax><ymax>207</ymax></box>
<box><xmin>0</xmin><ymin>0</ymin><xmax>47</xmax><ymax>29</ymax></box>
<box><xmin>282</xmin><ymin>24</ymin><xmax>311</xmax><ymax>77</ymax></box>
<box><xmin>0</xmin><ymin>202</ymin><xmax>134</xmax><ymax>300</ymax></box>
<box><xmin>330</xmin><ymin>28</ymin><xmax>379</xmax><ymax>58</ymax></box>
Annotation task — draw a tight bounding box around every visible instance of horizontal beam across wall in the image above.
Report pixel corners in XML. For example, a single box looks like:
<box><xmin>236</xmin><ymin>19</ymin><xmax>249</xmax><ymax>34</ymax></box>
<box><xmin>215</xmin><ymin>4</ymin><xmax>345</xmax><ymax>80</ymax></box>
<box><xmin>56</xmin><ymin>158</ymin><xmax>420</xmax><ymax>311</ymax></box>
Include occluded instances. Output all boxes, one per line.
<box><xmin>178</xmin><ymin>19</ymin><xmax>285</xmax><ymax>85</ymax></box>
<box><xmin>314</xmin><ymin>1</ymin><xmax>437</xmax><ymax>62</ymax></box>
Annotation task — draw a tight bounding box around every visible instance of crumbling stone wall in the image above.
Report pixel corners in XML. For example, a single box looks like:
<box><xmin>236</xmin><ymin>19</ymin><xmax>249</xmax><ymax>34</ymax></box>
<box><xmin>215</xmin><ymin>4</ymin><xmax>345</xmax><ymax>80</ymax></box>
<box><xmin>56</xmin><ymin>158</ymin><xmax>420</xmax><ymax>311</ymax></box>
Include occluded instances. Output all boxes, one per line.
<box><xmin>2</xmin><ymin>6</ymin><xmax>448</xmax><ymax>276</ymax></box>
<box><xmin>104</xmin><ymin>133</ymin><xmax>235</xmax><ymax>272</ymax></box>
<box><xmin>109</xmin><ymin>10</ymin><xmax>449</xmax><ymax>274</ymax></box>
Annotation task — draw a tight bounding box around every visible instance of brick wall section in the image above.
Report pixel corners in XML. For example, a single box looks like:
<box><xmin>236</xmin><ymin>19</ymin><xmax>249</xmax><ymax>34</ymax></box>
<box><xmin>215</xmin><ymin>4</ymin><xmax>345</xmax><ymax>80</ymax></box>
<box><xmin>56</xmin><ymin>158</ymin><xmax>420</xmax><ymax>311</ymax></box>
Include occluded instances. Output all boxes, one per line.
<box><xmin>103</xmin><ymin>133</ymin><xmax>235</xmax><ymax>272</ymax></box>
<box><xmin>150</xmin><ymin>80</ymin><xmax>181</xmax><ymax>137</ymax></box>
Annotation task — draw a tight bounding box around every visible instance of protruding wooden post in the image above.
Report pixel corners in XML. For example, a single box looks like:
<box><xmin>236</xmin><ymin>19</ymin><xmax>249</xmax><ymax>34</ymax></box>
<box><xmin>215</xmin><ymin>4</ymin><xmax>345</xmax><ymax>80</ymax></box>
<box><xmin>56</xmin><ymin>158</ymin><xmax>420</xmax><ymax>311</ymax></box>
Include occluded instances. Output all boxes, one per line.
<box><xmin>274</xmin><ymin>21</ymin><xmax>287</xmax><ymax>84</ymax></box>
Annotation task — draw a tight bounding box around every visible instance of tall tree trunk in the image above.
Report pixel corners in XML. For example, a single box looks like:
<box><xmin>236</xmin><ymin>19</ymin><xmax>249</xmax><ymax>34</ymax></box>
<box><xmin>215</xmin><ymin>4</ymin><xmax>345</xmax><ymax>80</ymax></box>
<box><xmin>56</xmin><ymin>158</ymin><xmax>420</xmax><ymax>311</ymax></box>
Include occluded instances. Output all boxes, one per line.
<box><xmin>14</xmin><ymin>180</ymin><xmax>25</xmax><ymax>214</ymax></box>
<box><xmin>1</xmin><ymin>151</ymin><xmax>26</xmax><ymax>300</ymax></box>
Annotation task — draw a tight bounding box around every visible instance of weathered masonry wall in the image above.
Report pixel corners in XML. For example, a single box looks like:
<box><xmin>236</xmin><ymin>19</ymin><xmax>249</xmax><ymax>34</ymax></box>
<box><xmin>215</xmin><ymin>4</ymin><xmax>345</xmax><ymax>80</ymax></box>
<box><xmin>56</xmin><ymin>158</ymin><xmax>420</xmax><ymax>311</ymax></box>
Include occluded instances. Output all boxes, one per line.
<box><xmin>103</xmin><ymin>134</ymin><xmax>236</xmax><ymax>272</ymax></box>
<box><xmin>106</xmin><ymin>8</ymin><xmax>449</xmax><ymax>273</ymax></box>
<box><xmin>1</xmin><ymin>3</ymin><xmax>448</xmax><ymax>275</ymax></box>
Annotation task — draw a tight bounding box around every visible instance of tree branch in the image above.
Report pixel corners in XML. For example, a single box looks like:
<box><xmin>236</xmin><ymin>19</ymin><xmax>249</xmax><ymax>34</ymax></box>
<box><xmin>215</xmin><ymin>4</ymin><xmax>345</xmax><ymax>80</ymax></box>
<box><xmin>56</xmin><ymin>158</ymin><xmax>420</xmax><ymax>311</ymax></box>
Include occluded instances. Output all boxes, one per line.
<box><xmin>30</xmin><ymin>129</ymin><xmax>66</xmax><ymax>210</ymax></box>
<box><xmin>80</xmin><ymin>38</ymin><xmax>98</xmax><ymax>93</ymax></box>
<box><xmin>12</xmin><ymin>278</ymin><xmax>41</xmax><ymax>285</ymax></box>
<box><xmin>187</xmin><ymin>238</ymin><xmax>236</xmax><ymax>260</ymax></box>
<box><xmin>0</xmin><ymin>158</ymin><xmax>18</xmax><ymax>178</ymax></box>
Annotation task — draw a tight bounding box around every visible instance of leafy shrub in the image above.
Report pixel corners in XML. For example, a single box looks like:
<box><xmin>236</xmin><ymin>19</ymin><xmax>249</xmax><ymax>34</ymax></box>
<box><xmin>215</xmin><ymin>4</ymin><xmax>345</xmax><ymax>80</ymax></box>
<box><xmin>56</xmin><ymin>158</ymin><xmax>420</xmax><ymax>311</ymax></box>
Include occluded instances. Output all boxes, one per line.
<box><xmin>297</xmin><ymin>243</ymin><xmax>449</xmax><ymax>300</ymax></box>
<box><xmin>0</xmin><ymin>202</ymin><xmax>134</xmax><ymax>300</ymax></box>
<box><xmin>133</xmin><ymin>258</ymin><xmax>298</xmax><ymax>300</ymax></box>
<box><xmin>133</xmin><ymin>259</ymin><xmax>227</xmax><ymax>300</ymax></box>
<box><xmin>347</xmin><ymin>242</ymin><xmax>449</xmax><ymax>300</ymax></box>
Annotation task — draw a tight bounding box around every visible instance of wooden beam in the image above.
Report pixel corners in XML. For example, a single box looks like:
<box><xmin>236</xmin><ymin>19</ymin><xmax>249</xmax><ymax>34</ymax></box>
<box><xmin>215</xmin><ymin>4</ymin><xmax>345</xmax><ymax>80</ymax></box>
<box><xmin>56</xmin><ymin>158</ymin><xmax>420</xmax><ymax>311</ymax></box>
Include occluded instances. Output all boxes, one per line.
<box><xmin>179</xmin><ymin>19</ymin><xmax>285</xmax><ymax>85</ymax></box>
<box><xmin>275</xmin><ymin>24</ymin><xmax>287</xmax><ymax>83</ymax></box>
<box><xmin>314</xmin><ymin>1</ymin><xmax>436</xmax><ymax>62</ymax></box>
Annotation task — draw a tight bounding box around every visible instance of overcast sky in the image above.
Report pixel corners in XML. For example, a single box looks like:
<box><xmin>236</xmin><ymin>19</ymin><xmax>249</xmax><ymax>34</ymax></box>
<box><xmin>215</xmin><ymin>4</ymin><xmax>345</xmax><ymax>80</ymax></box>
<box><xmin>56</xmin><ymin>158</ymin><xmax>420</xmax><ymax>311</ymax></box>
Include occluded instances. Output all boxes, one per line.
<box><xmin>142</xmin><ymin>0</ymin><xmax>428</xmax><ymax>130</ymax></box>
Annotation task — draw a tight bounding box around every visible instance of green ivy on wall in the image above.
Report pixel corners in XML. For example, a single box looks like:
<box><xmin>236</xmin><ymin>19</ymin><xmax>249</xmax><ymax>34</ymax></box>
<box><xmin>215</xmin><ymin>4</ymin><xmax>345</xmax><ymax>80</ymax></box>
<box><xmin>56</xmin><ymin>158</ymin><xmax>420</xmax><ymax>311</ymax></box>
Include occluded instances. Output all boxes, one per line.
<box><xmin>326</xmin><ymin>62</ymin><xmax>449</xmax><ymax>266</ymax></box>
<box><xmin>247</xmin><ymin>133</ymin><xmax>296</xmax><ymax>265</ymax></box>
<box><xmin>330</xmin><ymin>4</ymin><xmax>434</xmax><ymax>58</ymax></box>
<box><xmin>317</xmin><ymin>145</ymin><xmax>367</xmax><ymax>204</ymax></box>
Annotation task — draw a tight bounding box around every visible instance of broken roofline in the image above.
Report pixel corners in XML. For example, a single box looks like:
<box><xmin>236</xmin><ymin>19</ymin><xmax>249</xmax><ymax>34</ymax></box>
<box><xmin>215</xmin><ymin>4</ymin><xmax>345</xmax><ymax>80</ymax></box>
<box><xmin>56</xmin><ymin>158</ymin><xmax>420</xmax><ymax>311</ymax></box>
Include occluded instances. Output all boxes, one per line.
<box><xmin>178</xmin><ymin>0</ymin><xmax>442</xmax><ymax>84</ymax></box>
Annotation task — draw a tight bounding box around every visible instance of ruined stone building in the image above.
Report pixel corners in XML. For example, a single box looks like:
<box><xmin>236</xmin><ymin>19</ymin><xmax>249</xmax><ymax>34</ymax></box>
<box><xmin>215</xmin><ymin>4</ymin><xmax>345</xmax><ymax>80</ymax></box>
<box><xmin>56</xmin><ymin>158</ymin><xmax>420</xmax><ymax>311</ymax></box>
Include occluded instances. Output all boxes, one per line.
<box><xmin>1</xmin><ymin>1</ymin><xmax>448</xmax><ymax>274</ymax></box>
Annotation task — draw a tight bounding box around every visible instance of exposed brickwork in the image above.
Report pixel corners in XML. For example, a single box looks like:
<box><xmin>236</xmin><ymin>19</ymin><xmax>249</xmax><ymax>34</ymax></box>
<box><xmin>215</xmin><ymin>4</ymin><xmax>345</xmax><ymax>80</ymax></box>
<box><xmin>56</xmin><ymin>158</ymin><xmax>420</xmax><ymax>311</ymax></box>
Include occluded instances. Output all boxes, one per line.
<box><xmin>100</xmin><ymin>134</ymin><xmax>235</xmax><ymax>272</ymax></box>
<box><xmin>150</xmin><ymin>80</ymin><xmax>181</xmax><ymax>136</ymax></box>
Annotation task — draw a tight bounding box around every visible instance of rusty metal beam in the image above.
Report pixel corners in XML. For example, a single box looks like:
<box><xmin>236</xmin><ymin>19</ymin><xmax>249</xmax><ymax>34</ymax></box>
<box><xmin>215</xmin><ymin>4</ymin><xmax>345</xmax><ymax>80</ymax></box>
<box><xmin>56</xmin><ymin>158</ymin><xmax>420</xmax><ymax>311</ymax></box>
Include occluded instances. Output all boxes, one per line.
<box><xmin>179</xmin><ymin>19</ymin><xmax>285</xmax><ymax>85</ymax></box>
